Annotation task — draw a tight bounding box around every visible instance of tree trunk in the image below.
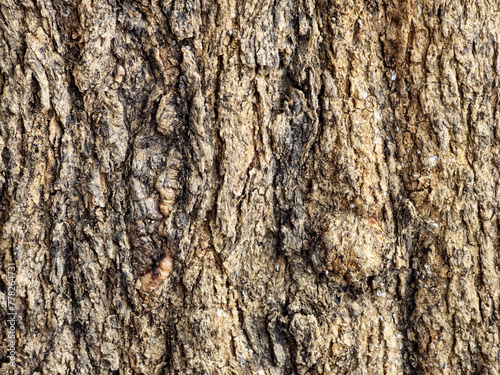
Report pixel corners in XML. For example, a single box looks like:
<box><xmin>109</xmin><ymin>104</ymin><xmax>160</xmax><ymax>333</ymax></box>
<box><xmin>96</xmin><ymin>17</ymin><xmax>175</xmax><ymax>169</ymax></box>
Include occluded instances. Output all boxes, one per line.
<box><xmin>1</xmin><ymin>0</ymin><xmax>499</xmax><ymax>373</ymax></box>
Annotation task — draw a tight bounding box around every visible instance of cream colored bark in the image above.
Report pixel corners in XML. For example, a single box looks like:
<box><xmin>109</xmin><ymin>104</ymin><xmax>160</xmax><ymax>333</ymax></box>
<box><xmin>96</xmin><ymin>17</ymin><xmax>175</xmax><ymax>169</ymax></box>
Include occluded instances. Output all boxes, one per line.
<box><xmin>0</xmin><ymin>0</ymin><xmax>499</xmax><ymax>374</ymax></box>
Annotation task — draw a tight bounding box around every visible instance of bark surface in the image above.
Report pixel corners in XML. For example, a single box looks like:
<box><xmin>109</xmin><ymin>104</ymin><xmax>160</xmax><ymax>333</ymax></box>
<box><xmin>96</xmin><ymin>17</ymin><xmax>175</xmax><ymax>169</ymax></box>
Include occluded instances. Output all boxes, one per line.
<box><xmin>1</xmin><ymin>0</ymin><xmax>500</xmax><ymax>374</ymax></box>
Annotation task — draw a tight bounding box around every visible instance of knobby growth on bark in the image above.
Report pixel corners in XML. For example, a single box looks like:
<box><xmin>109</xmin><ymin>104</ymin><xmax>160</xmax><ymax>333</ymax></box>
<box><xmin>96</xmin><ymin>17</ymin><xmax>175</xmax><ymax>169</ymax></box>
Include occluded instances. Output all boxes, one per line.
<box><xmin>0</xmin><ymin>0</ymin><xmax>499</xmax><ymax>373</ymax></box>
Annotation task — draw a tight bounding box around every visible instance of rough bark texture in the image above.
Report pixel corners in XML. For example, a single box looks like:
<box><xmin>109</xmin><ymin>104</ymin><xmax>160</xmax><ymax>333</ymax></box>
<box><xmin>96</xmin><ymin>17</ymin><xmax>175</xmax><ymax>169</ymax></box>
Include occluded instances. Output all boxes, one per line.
<box><xmin>1</xmin><ymin>0</ymin><xmax>500</xmax><ymax>374</ymax></box>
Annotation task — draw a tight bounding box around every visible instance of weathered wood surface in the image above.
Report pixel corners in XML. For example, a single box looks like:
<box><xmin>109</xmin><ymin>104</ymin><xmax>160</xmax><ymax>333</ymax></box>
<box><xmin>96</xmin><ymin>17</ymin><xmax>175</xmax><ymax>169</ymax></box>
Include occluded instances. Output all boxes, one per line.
<box><xmin>1</xmin><ymin>0</ymin><xmax>499</xmax><ymax>373</ymax></box>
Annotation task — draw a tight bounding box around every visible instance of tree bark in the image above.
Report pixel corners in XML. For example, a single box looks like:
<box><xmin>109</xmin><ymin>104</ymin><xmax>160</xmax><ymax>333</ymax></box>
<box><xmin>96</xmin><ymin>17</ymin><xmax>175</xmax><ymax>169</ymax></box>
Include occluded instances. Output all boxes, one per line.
<box><xmin>1</xmin><ymin>0</ymin><xmax>499</xmax><ymax>374</ymax></box>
